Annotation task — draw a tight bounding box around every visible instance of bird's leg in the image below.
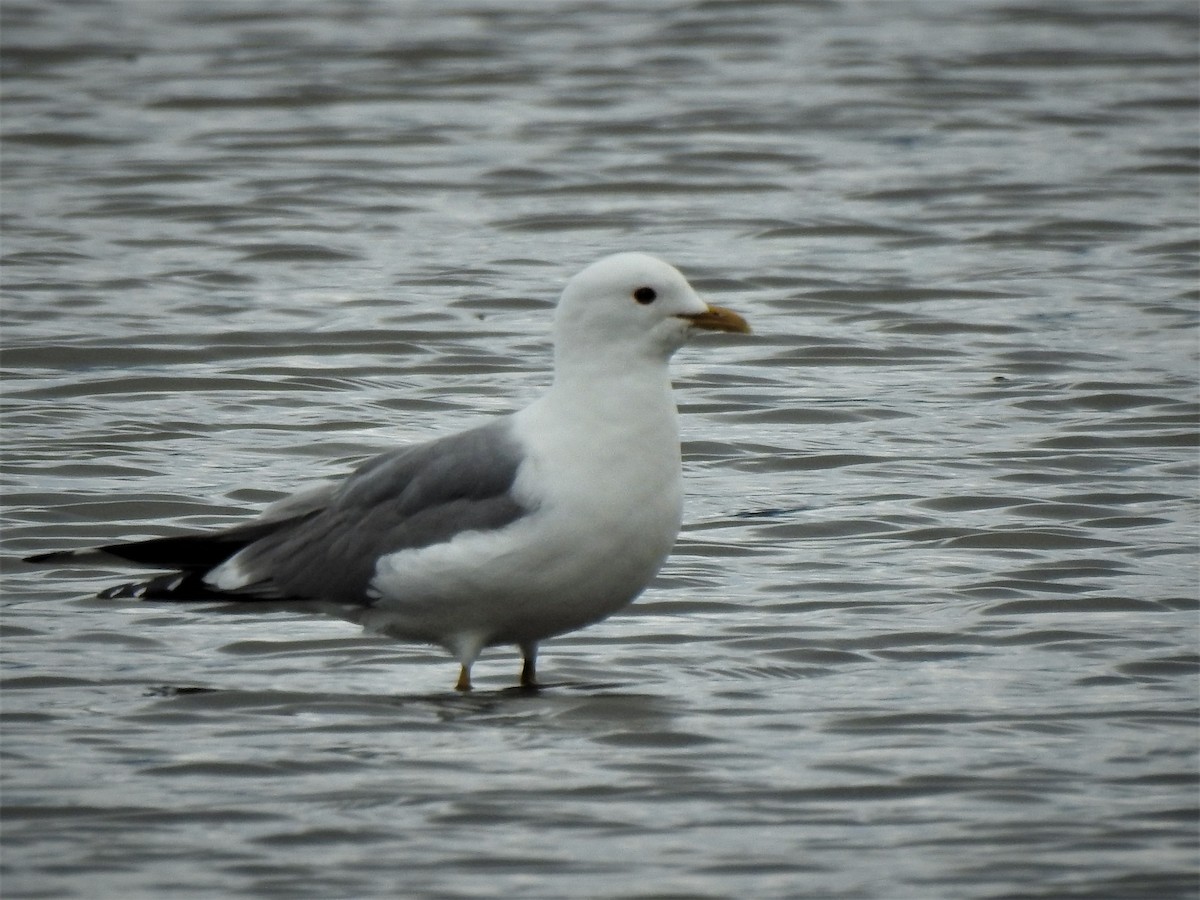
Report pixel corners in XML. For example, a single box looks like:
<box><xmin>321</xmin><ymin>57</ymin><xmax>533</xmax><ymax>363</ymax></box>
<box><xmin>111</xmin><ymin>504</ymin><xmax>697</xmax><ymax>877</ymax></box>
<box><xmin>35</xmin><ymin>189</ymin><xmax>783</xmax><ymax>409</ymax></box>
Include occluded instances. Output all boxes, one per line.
<box><xmin>455</xmin><ymin>664</ymin><xmax>472</xmax><ymax>692</ymax></box>
<box><xmin>450</xmin><ymin>633</ymin><xmax>484</xmax><ymax>692</ymax></box>
<box><xmin>519</xmin><ymin>643</ymin><xmax>538</xmax><ymax>689</ymax></box>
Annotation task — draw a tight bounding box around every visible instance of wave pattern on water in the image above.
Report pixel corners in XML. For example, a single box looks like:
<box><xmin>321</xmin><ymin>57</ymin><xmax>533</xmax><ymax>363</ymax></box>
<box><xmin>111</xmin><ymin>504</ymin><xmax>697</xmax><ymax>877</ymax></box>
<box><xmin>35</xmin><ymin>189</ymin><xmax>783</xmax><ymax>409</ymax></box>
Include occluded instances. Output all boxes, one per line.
<box><xmin>2</xmin><ymin>1</ymin><xmax>1197</xmax><ymax>898</ymax></box>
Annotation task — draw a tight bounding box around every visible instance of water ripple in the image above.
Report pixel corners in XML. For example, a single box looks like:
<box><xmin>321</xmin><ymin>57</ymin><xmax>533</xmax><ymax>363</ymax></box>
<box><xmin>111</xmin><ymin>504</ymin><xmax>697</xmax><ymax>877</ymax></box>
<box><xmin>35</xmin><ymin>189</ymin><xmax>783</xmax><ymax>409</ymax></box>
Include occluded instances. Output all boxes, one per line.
<box><xmin>3</xmin><ymin>1</ymin><xmax>1196</xmax><ymax>898</ymax></box>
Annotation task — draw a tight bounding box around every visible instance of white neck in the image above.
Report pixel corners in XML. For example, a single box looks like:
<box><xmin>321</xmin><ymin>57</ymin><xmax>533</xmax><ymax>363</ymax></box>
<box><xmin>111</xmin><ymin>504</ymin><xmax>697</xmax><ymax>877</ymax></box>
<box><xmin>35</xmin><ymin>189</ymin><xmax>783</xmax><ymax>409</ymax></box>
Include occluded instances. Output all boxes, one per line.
<box><xmin>509</xmin><ymin>339</ymin><xmax>686</xmax><ymax>596</ymax></box>
<box><xmin>547</xmin><ymin>350</ymin><xmax>678</xmax><ymax>435</ymax></box>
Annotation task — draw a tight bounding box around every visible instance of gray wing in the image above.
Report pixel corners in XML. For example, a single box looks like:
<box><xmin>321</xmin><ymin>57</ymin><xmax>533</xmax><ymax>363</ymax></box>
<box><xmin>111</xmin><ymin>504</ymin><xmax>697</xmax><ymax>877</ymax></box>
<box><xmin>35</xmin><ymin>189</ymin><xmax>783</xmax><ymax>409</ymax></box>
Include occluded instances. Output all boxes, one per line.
<box><xmin>221</xmin><ymin>417</ymin><xmax>530</xmax><ymax>603</ymax></box>
<box><xmin>257</xmin><ymin>482</ymin><xmax>339</xmax><ymax>524</ymax></box>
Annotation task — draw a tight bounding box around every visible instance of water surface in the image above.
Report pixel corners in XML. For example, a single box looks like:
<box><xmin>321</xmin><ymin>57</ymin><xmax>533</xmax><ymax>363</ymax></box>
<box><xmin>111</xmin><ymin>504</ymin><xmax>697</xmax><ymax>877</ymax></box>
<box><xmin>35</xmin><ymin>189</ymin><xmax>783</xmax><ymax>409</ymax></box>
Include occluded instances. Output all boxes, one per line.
<box><xmin>3</xmin><ymin>1</ymin><xmax>1197</xmax><ymax>898</ymax></box>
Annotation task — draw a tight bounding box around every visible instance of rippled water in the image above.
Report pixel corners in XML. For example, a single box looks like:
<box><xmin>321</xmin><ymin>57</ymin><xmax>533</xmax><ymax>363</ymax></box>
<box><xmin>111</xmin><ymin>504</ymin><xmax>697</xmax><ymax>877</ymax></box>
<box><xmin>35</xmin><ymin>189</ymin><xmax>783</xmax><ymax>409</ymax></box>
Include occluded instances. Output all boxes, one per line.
<box><xmin>3</xmin><ymin>1</ymin><xmax>1198</xmax><ymax>898</ymax></box>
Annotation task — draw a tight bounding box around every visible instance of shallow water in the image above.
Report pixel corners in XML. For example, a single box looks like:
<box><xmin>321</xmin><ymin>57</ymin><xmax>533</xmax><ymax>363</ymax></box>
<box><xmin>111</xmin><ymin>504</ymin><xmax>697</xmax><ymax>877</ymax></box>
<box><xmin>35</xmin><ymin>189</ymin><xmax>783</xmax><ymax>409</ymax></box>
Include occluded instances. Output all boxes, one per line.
<box><xmin>2</xmin><ymin>1</ymin><xmax>1198</xmax><ymax>898</ymax></box>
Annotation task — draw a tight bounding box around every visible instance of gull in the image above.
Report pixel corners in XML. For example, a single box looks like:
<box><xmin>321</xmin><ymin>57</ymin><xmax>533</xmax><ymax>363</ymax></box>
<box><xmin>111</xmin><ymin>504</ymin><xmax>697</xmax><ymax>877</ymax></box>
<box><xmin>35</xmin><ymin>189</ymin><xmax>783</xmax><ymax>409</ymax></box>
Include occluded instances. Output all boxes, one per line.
<box><xmin>25</xmin><ymin>253</ymin><xmax>750</xmax><ymax>691</ymax></box>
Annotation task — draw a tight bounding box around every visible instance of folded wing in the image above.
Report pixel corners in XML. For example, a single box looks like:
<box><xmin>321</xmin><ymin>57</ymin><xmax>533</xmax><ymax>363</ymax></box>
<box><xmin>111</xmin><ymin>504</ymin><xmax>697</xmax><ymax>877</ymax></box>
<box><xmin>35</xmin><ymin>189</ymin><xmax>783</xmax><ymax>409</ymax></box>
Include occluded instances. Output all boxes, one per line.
<box><xmin>26</xmin><ymin>419</ymin><xmax>531</xmax><ymax>604</ymax></box>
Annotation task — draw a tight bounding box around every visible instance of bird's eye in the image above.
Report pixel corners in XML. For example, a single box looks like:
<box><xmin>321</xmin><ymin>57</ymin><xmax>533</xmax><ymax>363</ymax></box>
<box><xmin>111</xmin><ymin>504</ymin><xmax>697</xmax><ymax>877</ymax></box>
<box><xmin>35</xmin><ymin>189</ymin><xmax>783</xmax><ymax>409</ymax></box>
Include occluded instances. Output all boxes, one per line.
<box><xmin>633</xmin><ymin>286</ymin><xmax>657</xmax><ymax>304</ymax></box>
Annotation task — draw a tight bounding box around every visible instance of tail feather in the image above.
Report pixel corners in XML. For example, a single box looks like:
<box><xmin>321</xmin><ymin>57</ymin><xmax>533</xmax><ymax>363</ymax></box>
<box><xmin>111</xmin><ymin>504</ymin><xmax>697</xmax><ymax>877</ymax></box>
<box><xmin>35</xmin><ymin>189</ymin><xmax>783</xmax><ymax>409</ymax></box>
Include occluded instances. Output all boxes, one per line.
<box><xmin>27</xmin><ymin>518</ymin><xmax>302</xmax><ymax>566</ymax></box>
<box><xmin>25</xmin><ymin>518</ymin><xmax>300</xmax><ymax>571</ymax></box>
<box><xmin>24</xmin><ymin>515</ymin><xmax>312</xmax><ymax>602</ymax></box>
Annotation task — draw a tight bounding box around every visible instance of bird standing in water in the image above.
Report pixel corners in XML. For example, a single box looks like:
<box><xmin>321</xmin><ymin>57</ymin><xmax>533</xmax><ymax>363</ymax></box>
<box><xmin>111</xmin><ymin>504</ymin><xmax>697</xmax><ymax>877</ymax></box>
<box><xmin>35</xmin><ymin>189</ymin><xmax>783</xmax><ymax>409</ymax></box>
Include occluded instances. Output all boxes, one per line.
<box><xmin>25</xmin><ymin>253</ymin><xmax>750</xmax><ymax>691</ymax></box>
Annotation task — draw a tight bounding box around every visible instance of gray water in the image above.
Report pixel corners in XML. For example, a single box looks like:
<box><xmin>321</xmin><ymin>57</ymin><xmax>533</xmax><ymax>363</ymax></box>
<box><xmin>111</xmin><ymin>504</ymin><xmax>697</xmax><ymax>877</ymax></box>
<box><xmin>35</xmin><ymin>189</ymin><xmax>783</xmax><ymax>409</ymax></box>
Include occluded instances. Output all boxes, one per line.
<box><xmin>2</xmin><ymin>1</ymin><xmax>1197</xmax><ymax>898</ymax></box>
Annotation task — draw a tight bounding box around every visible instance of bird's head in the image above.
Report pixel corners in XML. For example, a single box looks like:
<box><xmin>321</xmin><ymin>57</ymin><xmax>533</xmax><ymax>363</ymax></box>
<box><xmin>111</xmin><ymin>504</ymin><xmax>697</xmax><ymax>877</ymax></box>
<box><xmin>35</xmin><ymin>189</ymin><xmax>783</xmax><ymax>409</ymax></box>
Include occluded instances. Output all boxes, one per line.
<box><xmin>553</xmin><ymin>253</ymin><xmax>749</xmax><ymax>370</ymax></box>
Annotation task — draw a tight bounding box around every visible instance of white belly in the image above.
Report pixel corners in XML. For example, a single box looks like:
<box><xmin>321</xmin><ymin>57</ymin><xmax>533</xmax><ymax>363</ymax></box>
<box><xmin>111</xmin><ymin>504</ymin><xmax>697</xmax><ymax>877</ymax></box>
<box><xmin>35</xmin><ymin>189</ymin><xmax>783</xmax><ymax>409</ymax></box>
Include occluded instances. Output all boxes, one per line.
<box><xmin>369</xmin><ymin>442</ymin><xmax>681</xmax><ymax>646</ymax></box>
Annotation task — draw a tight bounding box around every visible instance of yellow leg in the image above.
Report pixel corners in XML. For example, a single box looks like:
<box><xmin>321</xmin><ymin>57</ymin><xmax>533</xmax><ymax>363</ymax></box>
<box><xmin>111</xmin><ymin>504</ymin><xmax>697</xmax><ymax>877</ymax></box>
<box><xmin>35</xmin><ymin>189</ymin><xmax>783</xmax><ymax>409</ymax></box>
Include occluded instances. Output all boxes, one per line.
<box><xmin>450</xmin><ymin>633</ymin><xmax>485</xmax><ymax>692</ymax></box>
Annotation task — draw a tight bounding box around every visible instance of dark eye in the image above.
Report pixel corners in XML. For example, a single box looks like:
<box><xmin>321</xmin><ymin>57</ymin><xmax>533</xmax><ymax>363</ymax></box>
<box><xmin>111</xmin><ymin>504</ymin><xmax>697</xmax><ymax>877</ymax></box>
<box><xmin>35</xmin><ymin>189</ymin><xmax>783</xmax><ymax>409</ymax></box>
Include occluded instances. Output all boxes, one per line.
<box><xmin>633</xmin><ymin>286</ymin><xmax>657</xmax><ymax>304</ymax></box>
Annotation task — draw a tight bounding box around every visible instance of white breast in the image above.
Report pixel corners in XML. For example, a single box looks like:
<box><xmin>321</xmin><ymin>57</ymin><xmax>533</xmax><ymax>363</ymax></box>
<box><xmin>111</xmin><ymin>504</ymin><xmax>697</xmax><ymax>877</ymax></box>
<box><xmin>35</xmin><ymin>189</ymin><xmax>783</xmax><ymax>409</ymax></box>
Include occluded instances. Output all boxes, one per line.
<box><xmin>367</xmin><ymin>369</ymin><xmax>684</xmax><ymax>647</ymax></box>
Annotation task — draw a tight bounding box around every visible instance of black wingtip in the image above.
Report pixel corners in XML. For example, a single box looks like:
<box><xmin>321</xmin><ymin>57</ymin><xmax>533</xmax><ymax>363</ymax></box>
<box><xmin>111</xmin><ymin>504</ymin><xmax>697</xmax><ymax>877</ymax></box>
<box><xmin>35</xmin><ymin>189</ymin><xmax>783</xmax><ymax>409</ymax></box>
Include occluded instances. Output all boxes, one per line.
<box><xmin>98</xmin><ymin>580</ymin><xmax>151</xmax><ymax>600</ymax></box>
<box><xmin>97</xmin><ymin>571</ymin><xmax>243</xmax><ymax>602</ymax></box>
<box><xmin>96</xmin><ymin>576</ymin><xmax>188</xmax><ymax>600</ymax></box>
<box><xmin>24</xmin><ymin>550</ymin><xmax>77</xmax><ymax>564</ymax></box>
